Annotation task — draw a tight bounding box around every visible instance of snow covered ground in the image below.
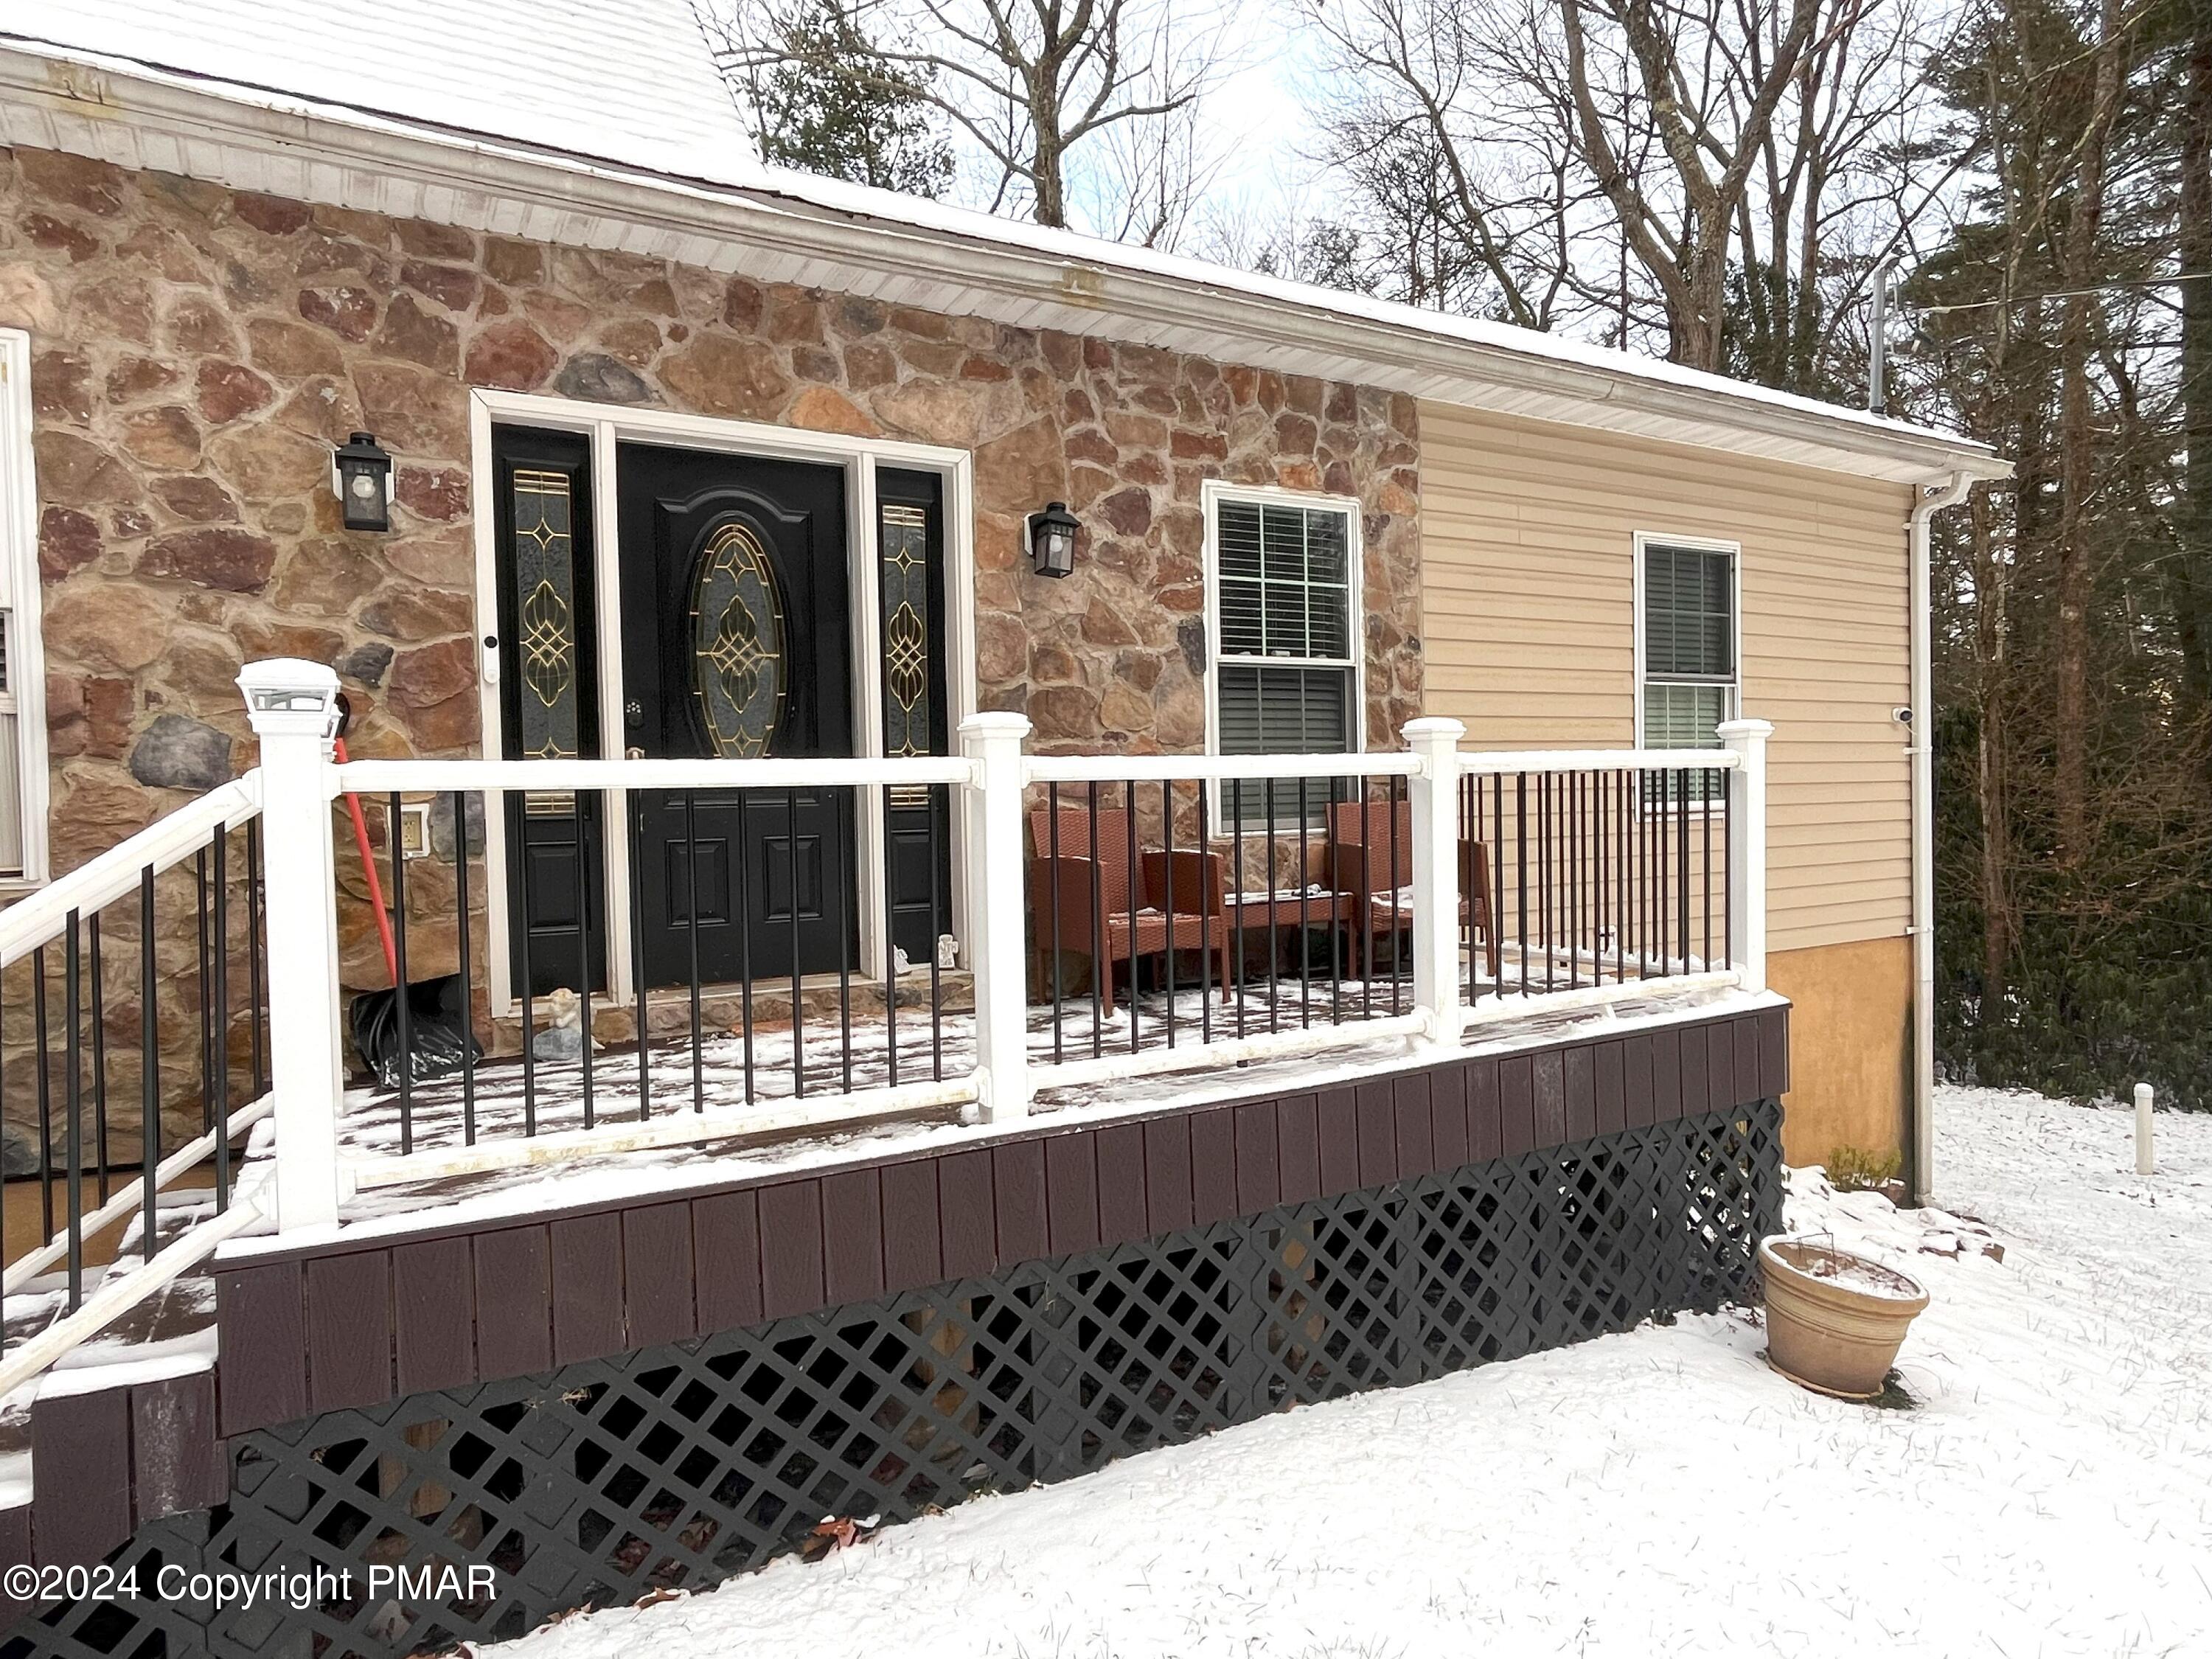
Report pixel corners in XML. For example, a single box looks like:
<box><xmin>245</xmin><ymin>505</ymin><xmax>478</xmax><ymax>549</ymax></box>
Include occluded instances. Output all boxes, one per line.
<box><xmin>490</xmin><ymin>1086</ymin><xmax>2212</xmax><ymax>1659</ymax></box>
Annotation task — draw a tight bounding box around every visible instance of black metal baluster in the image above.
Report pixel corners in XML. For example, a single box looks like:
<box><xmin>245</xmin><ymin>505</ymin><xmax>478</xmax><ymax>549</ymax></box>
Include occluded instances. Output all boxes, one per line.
<box><xmin>928</xmin><ymin>782</ymin><xmax>944</xmax><ymax>1080</ymax></box>
<box><xmin>33</xmin><ymin>943</ymin><xmax>52</xmax><ymax>1239</ymax></box>
<box><xmin>733</xmin><ymin>787</ymin><xmax>756</xmax><ymax>1105</ymax></box>
<box><xmin>194</xmin><ymin>851</ymin><xmax>210</xmax><ymax>1137</ymax></box>
<box><xmin>63</xmin><ymin>911</ymin><xmax>83</xmax><ymax>1310</ymax></box>
<box><xmin>1619</xmin><ymin>770</ymin><xmax>1637</xmax><ymax>982</ymax></box>
<box><xmin>1258</xmin><ymin>785</ymin><xmax>1272</xmax><ymax>1034</ymax></box>
<box><xmin>689</xmin><ymin>790</ymin><xmax>709</xmax><ymax>1112</ymax></box>
<box><xmin>1086</xmin><ymin>782</ymin><xmax>1103</xmax><ymax>1061</ymax></box>
<box><xmin>1590</xmin><ymin>773</ymin><xmax>1604</xmax><ymax>986</ymax></box>
<box><xmin>835</xmin><ymin>792</ymin><xmax>854</xmax><ymax>1095</ymax></box>
<box><xmin>1297</xmin><ymin>777</ymin><xmax>1312</xmax><ymax>1029</ymax></box>
<box><xmin>1126</xmin><ymin>790</ymin><xmax>1141</xmax><ymax>1054</ymax></box>
<box><xmin>1326</xmin><ymin>785</ymin><xmax>1343</xmax><ymax>1024</ymax></box>
<box><xmin>1571</xmin><ymin>773</ymin><xmax>1584</xmax><ymax>988</ymax></box>
<box><xmin>1048</xmin><ymin>782</ymin><xmax>1065</xmax><ymax>1065</ymax></box>
<box><xmin>1360</xmin><ymin>779</ymin><xmax>1375</xmax><ymax>1019</ymax></box>
<box><xmin>1197</xmin><ymin>784</ymin><xmax>1213</xmax><ymax>1045</ymax></box>
<box><xmin>574</xmin><ymin>794</ymin><xmax>596</xmax><ymax>1130</ymax></box>
<box><xmin>141</xmin><ymin>867</ymin><xmax>159</xmax><ymax>1263</ymax></box>
<box><xmin>883</xmin><ymin>785</ymin><xmax>902</xmax><ymax>1091</ymax></box>
<box><xmin>787</xmin><ymin>788</ymin><xmax>804</xmax><ymax>1099</ymax></box>
<box><xmin>1495</xmin><ymin>772</ymin><xmax>1509</xmax><ymax>999</ymax></box>
<box><xmin>453</xmin><ymin>792</ymin><xmax>477</xmax><ymax>1146</ymax></box>
<box><xmin>1388</xmin><ymin>774</ymin><xmax>1403</xmax><ymax>1015</ymax></box>
<box><xmin>1678</xmin><ymin>765</ymin><xmax>1691</xmax><ymax>973</ymax></box>
<box><xmin>1724</xmin><ymin>766</ymin><xmax>1735</xmax><ymax>977</ymax></box>
<box><xmin>1703</xmin><ymin>767</ymin><xmax>1714</xmax><ymax>970</ymax></box>
<box><xmin>89</xmin><ymin>914</ymin><xmax>108</xmax><ymax>1208</ymax></box>
<box><xmin>1540</xmin><ymin>774</ymin><xmax>1557</xmax><ymax>995</ymax></box>
<box><xmin>389</xmin><ymin>796</ymin><xmax>414</xmax><ymax>1156</ymax></box>
<box><xmin>1515</xmin><ymin>776</ymin><xmax>1528</xmax><ymax>998</ymax></box>
<box><xmin>1461</xmin><ymin>775</ymin><xmax>1474</xmax><ymax>1001</ymax></box>
<box><xmin>1656</xmin><ymin>768</ymin><xmax>1671</xmax><ymax>975</ymax></box>
<box><xmin>209</xmin><ymin>831</ymin><xmax>230</xmax><ymax>1211</ymax></box>
<box><xmin>1160</xmin><ymin>778</ymin><xmax>1177</xmax><ymax>1049</ymax></box>
<box><xmin>1231</xmin><ymin>782</ymin><xmax>1249</xmax><ymax>1038</ymax></box>
<box><xmin>630</xmin><ymin>791</ymin><xmax>651</xmax><ymax>1121</ymax></box>
<box><xmin>247</xmin><ymin>818</ymin><xmax>268</xmax><ymax>1096</ymax></box>
<box><xmin>516</xmin><ymin>803</ymin><xmax>538</xmax><ymax>1137</ymax></box>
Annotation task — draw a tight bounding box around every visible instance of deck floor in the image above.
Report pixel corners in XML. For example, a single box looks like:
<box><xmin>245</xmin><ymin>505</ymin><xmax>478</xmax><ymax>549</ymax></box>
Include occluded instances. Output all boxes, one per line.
<box><xmin>1</xmin><ymin>966</ymin><xmax>1762</xmax><ymax>1463</ymax></box>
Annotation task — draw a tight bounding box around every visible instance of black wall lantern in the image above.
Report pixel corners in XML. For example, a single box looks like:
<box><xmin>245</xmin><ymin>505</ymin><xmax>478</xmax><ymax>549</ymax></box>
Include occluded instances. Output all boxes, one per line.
<box><xmin>332</xmin><ymin>431</ymin><xmax>394</xmax><ymax>532</ymax></box>
<box><xmin>1025</xmin><ymin>500</ymin><xmax>1079</xmax><ymax>579</ymax></box>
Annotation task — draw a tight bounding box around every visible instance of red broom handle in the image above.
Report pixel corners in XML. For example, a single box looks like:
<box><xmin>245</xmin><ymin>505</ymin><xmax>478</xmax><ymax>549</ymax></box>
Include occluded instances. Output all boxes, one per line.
<box><xmin>332</xmin><ymin>735</ymin><xmax>400</xmax><ymax>988</ymax></box>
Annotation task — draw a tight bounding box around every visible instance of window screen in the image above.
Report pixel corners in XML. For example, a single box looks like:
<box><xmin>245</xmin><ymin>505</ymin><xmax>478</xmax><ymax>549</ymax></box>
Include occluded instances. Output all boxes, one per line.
<box><xmin>1211</xmin><ymin>498</ymin><xmax>1357</xmax><ymax>825</ymax></box>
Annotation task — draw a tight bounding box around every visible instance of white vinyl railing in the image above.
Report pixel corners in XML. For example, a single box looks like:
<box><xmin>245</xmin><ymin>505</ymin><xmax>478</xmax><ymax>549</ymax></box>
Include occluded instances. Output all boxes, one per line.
<box><xmin>230</xmin><ymin>661</ymin><xmax>1769</xmax><ymax>1233</ymax></box>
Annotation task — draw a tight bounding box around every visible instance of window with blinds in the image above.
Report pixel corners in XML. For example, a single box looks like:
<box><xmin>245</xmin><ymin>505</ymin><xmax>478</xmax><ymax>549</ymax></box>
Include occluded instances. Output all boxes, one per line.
<box><xmin>1640</xmin><ymin>540</ymin><xmax>1736</xmax><ymax>801</ymax></box>
<box><xmin>1211</xmin><ymin>495</ymin><xmax>1358</xmax><ymax>824</ymax></box>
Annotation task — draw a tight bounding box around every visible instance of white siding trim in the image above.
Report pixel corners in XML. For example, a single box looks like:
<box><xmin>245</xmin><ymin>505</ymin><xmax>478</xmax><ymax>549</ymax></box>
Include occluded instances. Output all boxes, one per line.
<box><xmin>0</xmin><ymin>328</ymin><xmax>50</xmax><ymax>886</ymax></box>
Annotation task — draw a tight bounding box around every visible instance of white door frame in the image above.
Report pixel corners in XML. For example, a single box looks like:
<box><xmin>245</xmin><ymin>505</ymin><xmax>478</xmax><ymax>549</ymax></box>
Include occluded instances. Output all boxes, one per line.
<box><xmin>467</xmin><ymin>390</ymin><xmax>978</xmax><ymax>1018</ymax></box>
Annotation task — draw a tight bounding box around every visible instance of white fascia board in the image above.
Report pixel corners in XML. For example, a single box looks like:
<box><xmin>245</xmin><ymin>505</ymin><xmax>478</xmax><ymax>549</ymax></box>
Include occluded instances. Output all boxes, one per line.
<box><xmin>0</xmin><ymin>42</ymin><xmax>2008</xmax><ymax>488</ymax></box>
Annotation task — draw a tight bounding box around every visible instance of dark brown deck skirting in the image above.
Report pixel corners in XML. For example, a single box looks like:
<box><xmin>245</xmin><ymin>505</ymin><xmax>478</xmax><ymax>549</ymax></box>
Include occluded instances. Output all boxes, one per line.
<box><xmin>201</xmin><ymin>1005</ymin><xmax>1784</xmax><ymax>1443</ymax></box>
<box><xmin>1</xmin><ymin>1004</ymin><xmax>1784</xmax><ymax>1579</ymax></box>
<box><xmin>1</xmin><ymin>1369</ymin><xmax>228</xmax><ymax>1589</ymax></box>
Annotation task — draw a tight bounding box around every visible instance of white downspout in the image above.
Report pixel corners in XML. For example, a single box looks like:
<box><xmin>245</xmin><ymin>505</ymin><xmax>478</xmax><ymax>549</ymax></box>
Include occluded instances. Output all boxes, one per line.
<box><xmin>1909</xmin><ymin>471</ymin><xmax>1972</xmax><ymax>1203</ymax></box>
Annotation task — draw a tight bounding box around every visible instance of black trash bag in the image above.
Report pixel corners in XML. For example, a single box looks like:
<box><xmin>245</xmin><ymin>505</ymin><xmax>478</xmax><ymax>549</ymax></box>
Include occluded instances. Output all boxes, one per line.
<box><xmin>349</xmin><ymin>973</ymin><xmax>481</xmax><ymax>1090</ymax></box>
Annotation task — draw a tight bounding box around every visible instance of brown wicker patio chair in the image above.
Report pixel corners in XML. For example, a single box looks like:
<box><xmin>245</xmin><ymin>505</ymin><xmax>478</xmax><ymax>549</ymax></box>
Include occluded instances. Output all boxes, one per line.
<box><xmin>1026</xmin><ymin>807</ymin><xmax>1233</xmax><ymax>1017</ymax></box>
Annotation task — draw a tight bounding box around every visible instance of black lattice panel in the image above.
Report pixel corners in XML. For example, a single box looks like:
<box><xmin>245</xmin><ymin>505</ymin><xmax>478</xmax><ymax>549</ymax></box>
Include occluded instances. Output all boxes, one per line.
<box><xmin>5</xmin><ymin>1100</ymin><xmax>1781</xmax><ymax>1659</ymax></box>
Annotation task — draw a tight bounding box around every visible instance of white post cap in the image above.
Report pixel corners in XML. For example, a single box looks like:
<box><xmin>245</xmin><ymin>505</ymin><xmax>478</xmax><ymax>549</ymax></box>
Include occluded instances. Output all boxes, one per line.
<box><xmin>1715</xmin><ymin>717</ymin><xmax>1775</xmax><ymax>741</ymax></box>
<box><xmin>237</xmin><ymin>658</ymin><xmax>342</xmax><ymax>737</ymax></box>
<box><xmin>1401</xmin><ymin>716</ymin><xmax>1467</xmax><ymax>742</ymax></box>
<box><xmin>957</xmin><ymin>711</ymin><xmax>1034</xmax><ymax>742</ymax></box>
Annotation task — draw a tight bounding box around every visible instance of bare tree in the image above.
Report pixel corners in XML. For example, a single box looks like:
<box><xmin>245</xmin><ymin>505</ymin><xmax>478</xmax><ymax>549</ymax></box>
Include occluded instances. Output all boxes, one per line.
<box><xmin>714</xmin><ymin>0</ymin><xmax>1228</xmax><ymax>232</ymax></box>
<box><xmin>1298</xmin><ymin>0</ymin><xmax>1944</xmax><ymax>381</ymax></box>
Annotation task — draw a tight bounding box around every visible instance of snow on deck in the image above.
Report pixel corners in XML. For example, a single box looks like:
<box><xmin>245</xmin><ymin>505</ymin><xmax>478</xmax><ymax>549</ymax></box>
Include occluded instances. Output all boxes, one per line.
<box><xmin>219</xmin><ymin>977</ymin><xmax>1761</xmax><ymax>1248</ymax></box>
<box><xmin>488</xmin><ymin>1086</ymin><xmax>2212</xmax><ymax>1659</ymax></box>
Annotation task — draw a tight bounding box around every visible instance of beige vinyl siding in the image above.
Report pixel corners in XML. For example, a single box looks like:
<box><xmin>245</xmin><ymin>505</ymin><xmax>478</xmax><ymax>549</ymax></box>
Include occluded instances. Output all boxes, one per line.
<box><xmin>1419</xmin><ymin>402</ymin><xmax>1914</xmax><ymax>953</ymax></box>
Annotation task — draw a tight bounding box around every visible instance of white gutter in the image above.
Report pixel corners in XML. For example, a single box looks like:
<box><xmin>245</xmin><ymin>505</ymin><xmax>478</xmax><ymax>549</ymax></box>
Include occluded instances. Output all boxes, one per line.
<box><xmin>1909</xmin><ymin>472</ymin><xmax>1974</xmax><ymax>1201</ymax></box>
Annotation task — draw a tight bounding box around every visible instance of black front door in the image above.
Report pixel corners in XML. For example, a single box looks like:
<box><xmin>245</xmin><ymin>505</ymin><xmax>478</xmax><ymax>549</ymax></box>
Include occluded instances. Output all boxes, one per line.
<box><xmin>617</xmin><ymin>444</ymin><xmax>855</xmax><ymax>986</ymax></box>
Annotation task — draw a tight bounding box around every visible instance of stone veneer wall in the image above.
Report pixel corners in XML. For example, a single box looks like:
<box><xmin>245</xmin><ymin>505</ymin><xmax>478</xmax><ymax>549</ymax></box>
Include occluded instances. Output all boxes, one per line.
<box><xmin>0</xmin><ymin>142</ymin><xmax>1420</xmax><ymax>1144</ymax></box>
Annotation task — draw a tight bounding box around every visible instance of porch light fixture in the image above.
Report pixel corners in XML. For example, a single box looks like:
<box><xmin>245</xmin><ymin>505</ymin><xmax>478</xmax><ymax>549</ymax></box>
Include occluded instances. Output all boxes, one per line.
<box><xmin>332</xmin><ymin>431</ymin><xmax>394</xmax><ymax>532</ymax></box>
<box><xmin>1025</xmin><ymin>500</ymin><xmax>1079</xmax><ymax>579</ymax></box>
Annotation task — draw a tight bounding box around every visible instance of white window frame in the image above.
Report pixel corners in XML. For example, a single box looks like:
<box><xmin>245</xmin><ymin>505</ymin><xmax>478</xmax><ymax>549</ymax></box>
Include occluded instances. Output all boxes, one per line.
<box><xmin>1633</xmin><ymin>531</ymin><xmax>1741</xmax><ymax>807</ymax></box>
<box><xmin>0</xmin><ymin>328</ymin><xmax>52</xmax><ymax>890</ymax></box>
<box><xmin>467</xmin><ymin>389</ymin><xmax>977</xmax><ymax>1018</ymax></box>
<box><xmin>1200</xmin><ymin>479</ymin><xmax>1366</xmax><ymax>827</ymax></box>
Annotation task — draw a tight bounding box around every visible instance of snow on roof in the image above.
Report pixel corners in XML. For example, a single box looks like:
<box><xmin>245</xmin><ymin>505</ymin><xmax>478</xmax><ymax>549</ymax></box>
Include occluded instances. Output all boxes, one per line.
<box><xmin>0</xmin><ymin>3</ymin><xmax>1996</xmax><ymax>473</ymax></box>
<box><xmin>0</xmin><ymin>0</ymin><xmax>759</xmax><ymax>186</ymax></box>
<box><xmin>751</xmin><ymin>164</ymin><xmax>1998</xmax><ymax>466</ymax></box>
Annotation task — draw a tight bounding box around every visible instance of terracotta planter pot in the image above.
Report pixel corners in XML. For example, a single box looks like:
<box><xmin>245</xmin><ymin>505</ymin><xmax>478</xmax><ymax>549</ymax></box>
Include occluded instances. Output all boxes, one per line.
<box><xmin>1759</xmin><ymin>1236</ymin><xmax>1929</xmax><ymax>1400</ymax></box>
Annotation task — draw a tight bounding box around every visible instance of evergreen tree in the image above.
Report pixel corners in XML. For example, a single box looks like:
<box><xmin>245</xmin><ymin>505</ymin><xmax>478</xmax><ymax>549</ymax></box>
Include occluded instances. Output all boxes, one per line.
<box><xmin>742</xmin><ymin>0</ymin><xmax>953</xmax><ymax>197</ymax></box>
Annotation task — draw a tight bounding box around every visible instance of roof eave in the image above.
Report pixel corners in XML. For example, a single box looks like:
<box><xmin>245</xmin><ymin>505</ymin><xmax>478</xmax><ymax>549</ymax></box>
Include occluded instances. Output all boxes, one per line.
<box><xmin>0</xmin><ymin>41</ymin><xmax>2008</xmax><ymax>488</ymax></box>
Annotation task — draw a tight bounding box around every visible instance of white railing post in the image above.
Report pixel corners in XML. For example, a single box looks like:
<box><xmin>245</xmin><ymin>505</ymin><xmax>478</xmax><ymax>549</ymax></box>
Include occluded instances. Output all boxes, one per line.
<box><xmin>1717</xmin><ymin>718</ymin><xmax>1773</xmax><ymax>994</ymax></box>
<box><xmin>959</xmin><ymin>712</ymin><xmax>1032</xmax><ymax>1121</ymax></box>
<box><xmin>238</xmin><ymin>658</ymin><xmax>347</xmax><ymax>1230</ymax></box>
<box><xmin>1404</xmin><ymin>717</ymin><xmax>1467</xmax><ymax>1050</ymax></box>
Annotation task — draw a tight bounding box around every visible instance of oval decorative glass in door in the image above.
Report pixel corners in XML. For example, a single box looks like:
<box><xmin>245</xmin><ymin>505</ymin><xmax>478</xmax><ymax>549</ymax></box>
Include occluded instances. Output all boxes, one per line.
<box><xmin>689</xmin><ymin>519</ymin><xmax>786</xmax><ymax>758</ymax></box>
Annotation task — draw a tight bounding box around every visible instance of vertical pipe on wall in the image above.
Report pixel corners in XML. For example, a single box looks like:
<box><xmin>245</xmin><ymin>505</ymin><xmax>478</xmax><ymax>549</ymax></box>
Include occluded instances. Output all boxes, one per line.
<box><xmin>1909</xmin><ymin>473</ymin><xmax>1972</xmax><ymax>1203</ymax></box>
<box><xmin>1905</xmin><ymin>474</ymin><xmax>1975</xmax><ymax>1200</ymax></box>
